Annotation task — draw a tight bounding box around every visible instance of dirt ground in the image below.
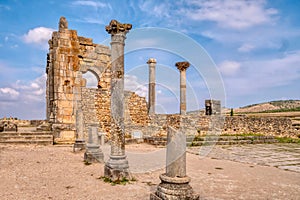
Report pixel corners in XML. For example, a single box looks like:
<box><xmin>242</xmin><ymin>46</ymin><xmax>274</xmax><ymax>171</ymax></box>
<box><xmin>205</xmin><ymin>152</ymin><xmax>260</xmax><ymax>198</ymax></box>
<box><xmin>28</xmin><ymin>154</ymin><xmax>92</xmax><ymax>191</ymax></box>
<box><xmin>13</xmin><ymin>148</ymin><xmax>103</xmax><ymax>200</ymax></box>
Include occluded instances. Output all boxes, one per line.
<box><xmin>0</xmin><ymin>144</ymin><xmax>299</xmax><ymax>200</ymax></box>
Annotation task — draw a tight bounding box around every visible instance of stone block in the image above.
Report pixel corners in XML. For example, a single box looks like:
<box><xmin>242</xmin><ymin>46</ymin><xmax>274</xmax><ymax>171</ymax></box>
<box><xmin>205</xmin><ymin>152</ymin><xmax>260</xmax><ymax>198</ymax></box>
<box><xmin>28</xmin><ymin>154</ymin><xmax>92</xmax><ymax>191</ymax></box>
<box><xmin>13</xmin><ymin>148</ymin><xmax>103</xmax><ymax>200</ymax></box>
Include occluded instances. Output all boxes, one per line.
<box><xmin>57</xmin><ymin>130</ymin><xmax>75</xmax><ymax>140</ymax></box>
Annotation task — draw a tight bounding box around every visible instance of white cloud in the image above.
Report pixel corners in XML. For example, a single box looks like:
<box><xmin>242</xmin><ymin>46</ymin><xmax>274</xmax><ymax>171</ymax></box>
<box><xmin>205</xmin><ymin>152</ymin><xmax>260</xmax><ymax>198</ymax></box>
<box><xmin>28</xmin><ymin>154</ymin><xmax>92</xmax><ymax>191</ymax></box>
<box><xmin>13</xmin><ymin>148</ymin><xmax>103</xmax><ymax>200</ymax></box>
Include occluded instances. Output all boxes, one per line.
<box><xmin>219</xmin><ymin>60</ymin><xmax>241</xmax><ymax>76</ymax></box>
<box><xmin>139</xmin><ymin>1</ymin><xmax>170</xmax><ymax>18</ymax></box>
<box><xmin>10</xmin><ymin>44</ymin><xmax>18</xmax><ymax>49</ymax></box>
<box><xmin>222</xmin><ymin>51</ymin><xmax>300</xmax><ymax>97</ymax></box>
<box><xmin>0</xmin><ymin>87</ymin><xmax>19</xmax><ymax>100</ymax></box>
<box><xmin>0</xmin><ymin>74</ymin><xmax>47</xmax><ymax>119</ymax></box>
<box><xmin>184</xmin><ymin>0</ymin><xmax>278</xmax><ymax>29</ymax></box>
<box><xmin>125</xmin><ymin>75</ymin><xmax>148</xmax><ymax>97</ymax></box>
<box><xmin>13</xmin><ymin>74</ymin><xmax>46</xmax><ymax>102</ymax></box>
<box><xmin>23</xmin><ymin>27</ymin><xmax>55</xmax><ymax>49</ymax></box>
<box><xmin>72</xmin><ymin>1</ymin><xmax>108</xmax><ymax>9</ymax></box>
<box><xmin>238</xmin><ymin>44</ymin><xmax>255</xmax><ymax>52</ymax></box>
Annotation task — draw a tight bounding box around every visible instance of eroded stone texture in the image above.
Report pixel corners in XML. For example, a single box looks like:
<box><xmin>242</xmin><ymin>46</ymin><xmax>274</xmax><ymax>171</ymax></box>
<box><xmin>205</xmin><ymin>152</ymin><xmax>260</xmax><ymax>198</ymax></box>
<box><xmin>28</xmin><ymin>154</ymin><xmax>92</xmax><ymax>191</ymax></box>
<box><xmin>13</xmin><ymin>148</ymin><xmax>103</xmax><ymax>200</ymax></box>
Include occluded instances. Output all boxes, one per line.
<box><xmin>46</xmin><ymin>17</ymin><xmax>111</xmax><ymax>144</ymax></box>
<box><xmin>104</xmin><ymin>19</ymin><xmax>132</xmax><ymax>181</ymax></box>
<box><xmin>84</xmin><ymin>125</ymin><xmax>104</xmax><ymax>163</ymax></box>
<box><xmin>150</xmin><ymin>125</ymin><xmax>199</xmax><ymax>200</ymax></box>
<box><xmin>148</xmin><ymin>58</ymin><xmax>157</xmax><ymax>115</ymax></box>
<box><xmin>46</xmin><ymin>17</ymin><xmax>299</xmax><ymax>146</ymax></box>
<box><xmin>175</xmin><ymin>62</ymin><xmax>190</xmax><ymax>115</ymax></box>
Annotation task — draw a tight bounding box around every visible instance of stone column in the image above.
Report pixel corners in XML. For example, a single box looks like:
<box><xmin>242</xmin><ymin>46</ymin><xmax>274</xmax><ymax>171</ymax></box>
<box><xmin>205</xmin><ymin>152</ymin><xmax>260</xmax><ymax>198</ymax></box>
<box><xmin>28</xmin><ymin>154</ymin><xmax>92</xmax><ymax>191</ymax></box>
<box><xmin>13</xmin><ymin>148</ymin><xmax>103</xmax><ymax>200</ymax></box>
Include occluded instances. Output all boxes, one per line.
<box><xmin>176</xmin><ymin>62</ymin><xmax>190</xmax><ymax>115</ymax></box>
<box><xmin>150</xmin><ymin>125</ymin><xmax>199</xmax><ymax>200</ymax></box>
<box><xmin>104</xmin><ymin>20</ymin><xmax>132</xmax><ymax>181</ymax></box>
<box><xmin>147</xmin><ymin>58</ymin><xmax>156</xmax><ymax>115</ymax></box>
<box><xmin>84</xmin><ymin>125</ymin><xmax>104</xmax><ymax>163</ymax></box>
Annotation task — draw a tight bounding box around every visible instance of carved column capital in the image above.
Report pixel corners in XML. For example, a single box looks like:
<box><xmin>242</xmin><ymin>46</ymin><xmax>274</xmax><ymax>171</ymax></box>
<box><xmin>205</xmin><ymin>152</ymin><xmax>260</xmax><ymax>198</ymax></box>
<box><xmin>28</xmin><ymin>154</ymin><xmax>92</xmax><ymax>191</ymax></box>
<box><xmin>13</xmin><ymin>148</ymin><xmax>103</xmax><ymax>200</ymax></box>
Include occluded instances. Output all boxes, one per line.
<box><xmin>147</xmin><ymin>58</ymin><xmax>157</xmax><ymax>64</ymax></box>
<box><xmin>176</xmin><ymin>61</ymin><xmax>190</xmax><ymax>71</ymax></box>
<box><xmin>105</xmin><ymin>20</ymin><xmax>132</xmax><ymax>35</ymax></box>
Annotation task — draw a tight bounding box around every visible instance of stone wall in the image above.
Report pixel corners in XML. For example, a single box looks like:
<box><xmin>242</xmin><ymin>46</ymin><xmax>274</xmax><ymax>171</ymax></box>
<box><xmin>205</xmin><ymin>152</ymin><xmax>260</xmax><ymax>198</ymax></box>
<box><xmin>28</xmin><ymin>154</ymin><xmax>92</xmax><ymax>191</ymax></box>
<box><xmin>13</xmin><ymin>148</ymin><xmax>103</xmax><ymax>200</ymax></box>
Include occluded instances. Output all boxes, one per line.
<box><xmin>125</xmin><ymin>114</ymin><xmax>298</xmax><ymax>139</ymax></box>
<box><xmin>95</xmin><ymin>89</ymin><xmax>111</xmax><ymax>138</ymax></box>
<box><xmin>123</xmin><ymin>91</ymin><xmax>150</xmax><ymax>138</ymax></box>
<box><xmin>125</xmin><ymin>91</ymin><xmax>149</xmax><ymax>125</ymax></box>
<box><xmin>46</xmin><ymin>17</ymin><xmax>298</xmax><ymax>144</ymax></box>
<box><xmin>223</xmin><ymin>116</ymin><xmax>298</xmax><ymax>137</ymax></box>
<box><xmin>81</xmin><ymin>88</ymin><xmax>100</xmax><ymax>139</ymax></box>
<box><xmin>46</xmin><ymin>17</ymin><xmax>111</xmax><ymax>143</ymax></box>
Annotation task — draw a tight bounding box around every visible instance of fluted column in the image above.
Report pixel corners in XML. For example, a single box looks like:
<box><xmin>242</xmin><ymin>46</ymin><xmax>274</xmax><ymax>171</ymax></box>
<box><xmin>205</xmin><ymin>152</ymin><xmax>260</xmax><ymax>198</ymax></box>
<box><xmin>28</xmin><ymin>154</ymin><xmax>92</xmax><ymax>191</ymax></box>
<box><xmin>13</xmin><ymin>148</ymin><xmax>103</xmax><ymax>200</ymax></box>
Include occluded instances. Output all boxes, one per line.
<box><xmin>104</xmin><ymin>20</ymin><xmax>132</xmax><ymax>181</ymax></box>
<box><xmin>147</xmin><ymin>58</ymin><xmax>156</xmax><ymax>115</ymax></box>
<box><xmin>176</xmin><ymin>61</ymin><xmax>190</xmax><ymax>115</ymax></box>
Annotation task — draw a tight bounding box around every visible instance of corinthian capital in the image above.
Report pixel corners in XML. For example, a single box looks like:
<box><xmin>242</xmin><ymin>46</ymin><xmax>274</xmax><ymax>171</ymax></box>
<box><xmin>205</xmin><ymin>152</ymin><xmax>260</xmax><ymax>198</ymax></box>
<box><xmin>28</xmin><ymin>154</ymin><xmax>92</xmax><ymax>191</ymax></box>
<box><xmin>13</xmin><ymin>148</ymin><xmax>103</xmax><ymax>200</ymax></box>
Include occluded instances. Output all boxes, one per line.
<box><xmin>105</xmin><ymin>20</ymin><xmax>132</xmax><ymax>35</ymax></box>
<box><xmin>175</xmin><ymin>61</ymin><xmax>190</xmax><ymax>71</ymax></box>
<box><xmin>147</xmin><ymin>58</ymin><xmax>157</xmax><ymax>64</ymax></box>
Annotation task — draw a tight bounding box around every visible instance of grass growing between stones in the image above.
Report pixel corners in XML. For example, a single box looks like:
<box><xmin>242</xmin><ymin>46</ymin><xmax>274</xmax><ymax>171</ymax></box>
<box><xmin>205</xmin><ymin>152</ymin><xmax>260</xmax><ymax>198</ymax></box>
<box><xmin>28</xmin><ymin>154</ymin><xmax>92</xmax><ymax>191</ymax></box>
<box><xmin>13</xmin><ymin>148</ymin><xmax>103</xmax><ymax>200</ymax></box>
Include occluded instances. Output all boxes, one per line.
<box><xmin>99</xmin><ymin>176</ymin><xmax>137</xmax><ymax>186</ymax></box>
<box><xmin>275</xmin><ymin>137</ymin><xmax>300</xmax><ymax>144</ymax></box>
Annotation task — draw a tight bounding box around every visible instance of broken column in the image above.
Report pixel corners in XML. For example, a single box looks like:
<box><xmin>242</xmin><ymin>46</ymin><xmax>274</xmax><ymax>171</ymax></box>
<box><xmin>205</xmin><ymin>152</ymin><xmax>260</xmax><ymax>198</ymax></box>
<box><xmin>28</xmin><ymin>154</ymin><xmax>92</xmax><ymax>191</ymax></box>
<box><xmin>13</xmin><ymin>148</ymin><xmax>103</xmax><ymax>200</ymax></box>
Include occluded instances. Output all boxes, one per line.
<box><xmin>176</xmin><ymin>61</ymin><xmax>190</xmax><ymax>115</ymax></box>
<box><xmin>84</xmin><ymin>125</ymin><xmax>104</xmax><ymax>163</ymax></box>
<box><xmin>150</xmin><ymin>125</ymin><xmax>199</xmax><ymax>200</ymax></box>
<box><xmin>104</xmin><ymin>20</ymin><xmax>132</xmax><ymax>181</ymax></box>
<box><xmin>147</xmin><ymin>58</ymin><xmax>157</xmax><ymax>115</ymax></box>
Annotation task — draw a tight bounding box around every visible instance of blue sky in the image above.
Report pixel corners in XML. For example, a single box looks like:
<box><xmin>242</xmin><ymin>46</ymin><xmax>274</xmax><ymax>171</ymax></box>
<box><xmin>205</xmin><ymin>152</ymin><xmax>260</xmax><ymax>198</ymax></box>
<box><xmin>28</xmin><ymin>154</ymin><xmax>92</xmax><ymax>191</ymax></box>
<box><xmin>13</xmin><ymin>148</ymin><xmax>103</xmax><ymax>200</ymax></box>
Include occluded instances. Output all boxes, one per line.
<box><xmin>0</xmin><ymin>0</ymin><xmax>300</xmax><ymax>119</ymax></box>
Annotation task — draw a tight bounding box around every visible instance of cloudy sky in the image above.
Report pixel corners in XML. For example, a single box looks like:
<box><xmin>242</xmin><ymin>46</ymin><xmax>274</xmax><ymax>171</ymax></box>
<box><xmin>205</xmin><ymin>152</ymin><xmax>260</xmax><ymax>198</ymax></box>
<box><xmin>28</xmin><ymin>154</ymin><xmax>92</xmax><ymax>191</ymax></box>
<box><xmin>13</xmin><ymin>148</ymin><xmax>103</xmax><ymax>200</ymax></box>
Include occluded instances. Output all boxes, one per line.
<box><xmin>0</xmin><ymin>0</ymin><xmax>299</xmax><ymax>119</ymax></box>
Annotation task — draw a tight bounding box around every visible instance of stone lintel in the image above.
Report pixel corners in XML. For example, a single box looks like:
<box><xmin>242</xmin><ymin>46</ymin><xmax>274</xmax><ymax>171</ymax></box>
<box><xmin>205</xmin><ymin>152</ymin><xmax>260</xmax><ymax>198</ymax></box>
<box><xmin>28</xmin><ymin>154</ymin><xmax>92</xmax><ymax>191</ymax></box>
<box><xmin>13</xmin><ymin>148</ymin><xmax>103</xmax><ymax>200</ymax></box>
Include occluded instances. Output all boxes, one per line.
<box><xmin>176</xmin><ymin>61</ymin><xmax>190</xmax><ymax>71</ymax></box>
<box><xmin>105</xmin><ymin>20</ymin><xmax>132</xmax><ymax>35</ymax></box>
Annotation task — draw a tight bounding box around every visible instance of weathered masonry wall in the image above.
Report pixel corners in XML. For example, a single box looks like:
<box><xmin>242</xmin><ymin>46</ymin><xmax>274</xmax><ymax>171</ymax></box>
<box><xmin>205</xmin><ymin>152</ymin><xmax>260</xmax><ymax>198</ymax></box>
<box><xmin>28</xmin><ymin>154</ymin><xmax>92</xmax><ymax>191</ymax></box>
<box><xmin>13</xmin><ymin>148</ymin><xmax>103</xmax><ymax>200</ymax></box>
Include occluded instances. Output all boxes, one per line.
<box><xmin>126</xmin><ymin>114</ymin><xmax>298</xmax><ymax>138</ymax></box>
<box><xmin>46</xmin><ymin>17</ymin><xmax>111</xmax><ymax>143</ymax></box>
<box><xmin>223</xmin><ymin>116</ymin><xmax>298</xmax><ymax>137</ymax></box>
<box><xmin>46</xmin><ymin>17</ymin><xmax>299</xmax><ymax>144</ymax></box>
<box><xmin>125</xmin><ymin>91</ymin><xmax>149</xmax><ymax>125</ymax></box>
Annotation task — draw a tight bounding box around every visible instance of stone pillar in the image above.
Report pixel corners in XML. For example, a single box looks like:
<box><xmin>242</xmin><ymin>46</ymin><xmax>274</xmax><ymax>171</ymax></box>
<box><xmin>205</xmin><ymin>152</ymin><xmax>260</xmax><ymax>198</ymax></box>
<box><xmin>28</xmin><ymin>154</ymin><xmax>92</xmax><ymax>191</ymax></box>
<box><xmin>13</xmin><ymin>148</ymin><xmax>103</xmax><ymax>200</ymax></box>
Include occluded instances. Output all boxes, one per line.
<box><xmin>176</xmin><ymin>62</ymin><xmax>190</xmax><ymax>115</ymax></box>
<box><xmin>147</xmin><ymin>58</ymin><xmax>156</xmax><ymax>115</ymax></box>
<box><xmin>104</xmin><ymin>20</ymin><xmax>132</xmax><ymax>181</ymax></box>
<box><xmin>84</xmin><ymin>125</ymin><xmax>104</xmax><ymax>163</ymax></box>
<box><xmin>150</xmin><ymin>125</ymin><xmax>199</xmax><ymax>200</ymax></box>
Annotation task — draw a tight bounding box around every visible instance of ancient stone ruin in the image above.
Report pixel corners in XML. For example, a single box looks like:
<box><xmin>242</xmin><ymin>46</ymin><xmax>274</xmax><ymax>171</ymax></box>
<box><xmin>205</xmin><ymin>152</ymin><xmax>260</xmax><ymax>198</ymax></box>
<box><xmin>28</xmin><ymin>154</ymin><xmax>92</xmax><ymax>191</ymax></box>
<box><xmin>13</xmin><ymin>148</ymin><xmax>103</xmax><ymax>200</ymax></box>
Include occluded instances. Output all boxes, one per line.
<box><xmin>47</xmin><ymin>17</ymin><xmax>115</xmax><ymax>143</ymax></box>
<box><xmin>150</xmin><ymin>123</ymin><xmax>199</xmax><ymax>199</ymax></box>
<box><xmin>45</xmin><ymin>17</ymin><xmax>299</xmax><ymax>147</ymax></box>
<box><xmin>103</xmin><ymin>19</ymin><xmax>132</xmax><ymax>181</ymax></box>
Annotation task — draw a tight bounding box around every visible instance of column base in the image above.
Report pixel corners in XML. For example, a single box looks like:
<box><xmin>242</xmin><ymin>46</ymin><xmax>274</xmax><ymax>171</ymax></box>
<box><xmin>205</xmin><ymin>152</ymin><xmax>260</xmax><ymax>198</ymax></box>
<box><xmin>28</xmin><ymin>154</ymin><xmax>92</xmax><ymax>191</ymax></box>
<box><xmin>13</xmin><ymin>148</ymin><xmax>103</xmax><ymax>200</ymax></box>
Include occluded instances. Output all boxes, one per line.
<box><xmin>84</xmin><ymin>144</ymin><xmax>104</xmax><ymax>163</ymax></box>
<box><xmin>73</xmin><ymin>139</ymin><xmax>86</xmax><ymax>152</ymax></box>
<box><xmin>104</xmin><ymin>155</ymin><xmax>131</xmax><ymax>181</ymax></box>
<box><xmin>150</xmin><ymin>174</ymin><xmax>199</xmax><ymax>200</ymax></box>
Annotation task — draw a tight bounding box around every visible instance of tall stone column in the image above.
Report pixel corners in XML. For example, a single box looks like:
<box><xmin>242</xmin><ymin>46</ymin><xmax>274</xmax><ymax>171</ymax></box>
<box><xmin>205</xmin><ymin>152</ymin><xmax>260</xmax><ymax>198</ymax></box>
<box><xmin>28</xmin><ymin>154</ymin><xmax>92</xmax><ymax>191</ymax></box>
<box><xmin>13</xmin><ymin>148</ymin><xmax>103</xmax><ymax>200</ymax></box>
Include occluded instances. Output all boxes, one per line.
<box><xmin>176</xmin><ymin>62</ymin><xmax>190</xmax><ymax>115</ymax></box>
<box><xmin>147</xmin><ymin>58</ymin><xmax>156</xmax><ymax>115</ymax></box>
<box><xmin>104</xmin><ymin>20</ymin><xmax>132</xmax><ymax>181</ymax></box>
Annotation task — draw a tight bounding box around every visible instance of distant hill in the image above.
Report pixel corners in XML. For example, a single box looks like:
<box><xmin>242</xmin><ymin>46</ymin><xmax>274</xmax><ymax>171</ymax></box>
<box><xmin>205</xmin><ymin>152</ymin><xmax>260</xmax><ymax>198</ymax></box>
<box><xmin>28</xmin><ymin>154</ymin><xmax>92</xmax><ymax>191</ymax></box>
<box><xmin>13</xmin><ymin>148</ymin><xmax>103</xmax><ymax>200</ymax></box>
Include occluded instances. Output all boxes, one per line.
<box><xmin>234</xmin><ymin>100</ymin><xmax>300</xmax><ymax>113</ymax></box>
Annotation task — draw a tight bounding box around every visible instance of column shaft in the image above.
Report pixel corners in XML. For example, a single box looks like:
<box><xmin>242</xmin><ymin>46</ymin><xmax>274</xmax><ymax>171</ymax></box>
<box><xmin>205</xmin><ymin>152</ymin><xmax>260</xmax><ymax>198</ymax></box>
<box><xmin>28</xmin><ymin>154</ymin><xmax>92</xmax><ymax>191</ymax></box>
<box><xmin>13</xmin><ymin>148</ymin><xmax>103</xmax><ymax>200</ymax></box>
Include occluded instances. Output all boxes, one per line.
<box><xmin>147</xmin><ymin>58</ymin><xmax>156</xmax><ymax>115</ymax></box>
<box><xmin>110</xmin><ymin>33</ymin><xmax>126</xmax><ymax>156</ymax></box>
<box><xmin>104</xmin><ymin>20</ymin><xmax>132</xmax><ymax>181</ymax></box>
<box><xmin>180</xmin><ymin>69</ymin><xmax>187</xmax><ymax>115</ymax></box>
<box><xmin>175</xmin><ymin>61</ymin><xmax>190</xmax><ymax>115</ymax></box>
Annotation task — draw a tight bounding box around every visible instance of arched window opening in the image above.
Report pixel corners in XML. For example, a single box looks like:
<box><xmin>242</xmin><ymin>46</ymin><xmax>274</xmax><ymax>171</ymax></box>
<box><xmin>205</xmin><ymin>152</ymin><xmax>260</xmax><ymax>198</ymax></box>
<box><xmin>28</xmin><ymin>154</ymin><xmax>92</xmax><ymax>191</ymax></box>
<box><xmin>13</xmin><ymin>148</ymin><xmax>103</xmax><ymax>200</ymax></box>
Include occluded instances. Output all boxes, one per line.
<box><xmin>82</xmin><ymin>71</ymin><xmax>98</xmax><ymax>88</ymax></box>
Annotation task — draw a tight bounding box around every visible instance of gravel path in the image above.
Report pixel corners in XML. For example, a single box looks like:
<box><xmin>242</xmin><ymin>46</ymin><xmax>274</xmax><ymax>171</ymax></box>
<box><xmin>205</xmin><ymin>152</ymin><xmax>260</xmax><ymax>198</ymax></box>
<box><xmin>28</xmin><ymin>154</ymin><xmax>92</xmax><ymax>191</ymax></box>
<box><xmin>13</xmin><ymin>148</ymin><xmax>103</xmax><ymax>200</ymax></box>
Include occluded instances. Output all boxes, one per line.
<box><xmin>0</xmin><ymin>144</ymin><xmax>299</xmax><ymax>200</ymax></box>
